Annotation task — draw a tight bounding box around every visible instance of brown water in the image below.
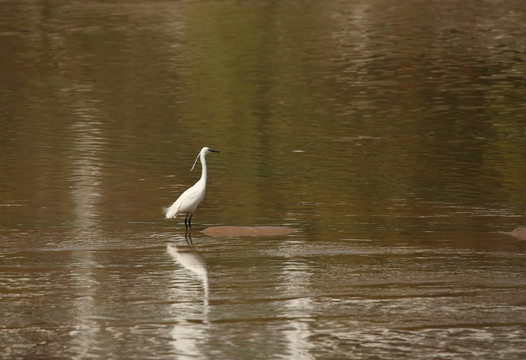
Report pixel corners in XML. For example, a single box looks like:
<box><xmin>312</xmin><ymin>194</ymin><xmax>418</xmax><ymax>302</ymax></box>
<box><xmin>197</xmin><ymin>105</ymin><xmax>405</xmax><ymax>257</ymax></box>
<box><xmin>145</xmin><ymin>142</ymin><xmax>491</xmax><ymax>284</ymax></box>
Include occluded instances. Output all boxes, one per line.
<box><xmin>1</xmin><ymin>0</ymin><xmax>526</xmax><ymax>359</ymax></box>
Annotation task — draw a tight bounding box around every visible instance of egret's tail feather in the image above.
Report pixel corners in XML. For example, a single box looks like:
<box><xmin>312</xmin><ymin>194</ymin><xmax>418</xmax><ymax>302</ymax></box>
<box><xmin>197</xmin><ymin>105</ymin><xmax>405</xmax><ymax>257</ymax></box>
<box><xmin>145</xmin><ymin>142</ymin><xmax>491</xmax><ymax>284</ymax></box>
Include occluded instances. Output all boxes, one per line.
<box><xmin>164</xmin><ymin>201</ymin><xmax>181</xmax><ymax>219</ymax></box>
<box><xmin>164</xmin><ymin>205</ymin><xmax>179</xmax><ymax>219</ymax></box>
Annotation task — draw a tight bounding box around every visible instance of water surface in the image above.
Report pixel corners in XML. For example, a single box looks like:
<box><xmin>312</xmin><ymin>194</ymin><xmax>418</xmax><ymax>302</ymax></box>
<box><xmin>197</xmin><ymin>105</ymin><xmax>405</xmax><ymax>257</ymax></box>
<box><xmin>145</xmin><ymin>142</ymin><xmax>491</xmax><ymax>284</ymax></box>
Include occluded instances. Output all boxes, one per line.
<box><xmin>1</xmin><ymin>0</ymin><xmax>526</xmax><ymax>359</ymax></box>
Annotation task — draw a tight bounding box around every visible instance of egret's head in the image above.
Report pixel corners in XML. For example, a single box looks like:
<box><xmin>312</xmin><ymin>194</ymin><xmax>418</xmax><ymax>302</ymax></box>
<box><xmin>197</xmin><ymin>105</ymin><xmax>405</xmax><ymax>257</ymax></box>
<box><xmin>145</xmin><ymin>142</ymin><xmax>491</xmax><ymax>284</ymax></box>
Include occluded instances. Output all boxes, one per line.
<box><xmin>203</xmin><ymin>147</ymin><xmax>220</xmax><ymax>154</ymax></box>
<box><xmin>191</xmin><ymin>147</ymin><xmax>220</xmax><ymax>171</ymax></box>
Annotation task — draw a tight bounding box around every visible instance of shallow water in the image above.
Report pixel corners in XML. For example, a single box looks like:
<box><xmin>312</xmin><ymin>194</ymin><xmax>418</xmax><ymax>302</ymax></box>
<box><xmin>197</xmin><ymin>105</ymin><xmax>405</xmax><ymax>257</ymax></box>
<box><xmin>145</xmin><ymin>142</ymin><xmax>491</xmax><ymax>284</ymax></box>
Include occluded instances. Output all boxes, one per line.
<box><xmin>1</xmin><ymin>0</ymin><xmax>526</xmax><ymax>359</ymax></box>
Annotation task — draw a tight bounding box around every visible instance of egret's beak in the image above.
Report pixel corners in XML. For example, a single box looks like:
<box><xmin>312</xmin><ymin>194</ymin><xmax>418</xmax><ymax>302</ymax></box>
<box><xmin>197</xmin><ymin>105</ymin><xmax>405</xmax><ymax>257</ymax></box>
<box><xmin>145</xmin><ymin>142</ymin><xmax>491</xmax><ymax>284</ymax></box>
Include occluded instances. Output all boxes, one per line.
<box><xmin>209</xmin><ymin>149</ymin><xmax>220</xmax><ymax>153</ymax></box>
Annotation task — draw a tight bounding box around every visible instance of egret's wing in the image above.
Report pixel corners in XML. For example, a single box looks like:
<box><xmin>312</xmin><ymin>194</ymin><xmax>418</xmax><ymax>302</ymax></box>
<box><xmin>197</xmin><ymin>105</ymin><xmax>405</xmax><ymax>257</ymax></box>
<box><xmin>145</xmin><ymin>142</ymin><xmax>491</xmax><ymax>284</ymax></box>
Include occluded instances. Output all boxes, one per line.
<box><xmin>184</xmin><ymin>187</ymin><xmax>201</xmax><ymax>201</ymax></box>
<box><xmin>165</xmin><ymin>181</ymin><xmax>205</xmax><ymax>219</ymax></box>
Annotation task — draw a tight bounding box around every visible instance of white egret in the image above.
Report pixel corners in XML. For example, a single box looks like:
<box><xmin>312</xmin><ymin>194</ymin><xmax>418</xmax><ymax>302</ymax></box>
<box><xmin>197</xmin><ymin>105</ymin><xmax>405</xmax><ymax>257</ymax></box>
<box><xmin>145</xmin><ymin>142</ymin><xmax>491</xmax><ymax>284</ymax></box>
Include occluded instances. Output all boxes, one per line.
<box><xmin>164</xmin><ymin>147</ymin><xmax>220</xmax><ymax>229</ymax></box>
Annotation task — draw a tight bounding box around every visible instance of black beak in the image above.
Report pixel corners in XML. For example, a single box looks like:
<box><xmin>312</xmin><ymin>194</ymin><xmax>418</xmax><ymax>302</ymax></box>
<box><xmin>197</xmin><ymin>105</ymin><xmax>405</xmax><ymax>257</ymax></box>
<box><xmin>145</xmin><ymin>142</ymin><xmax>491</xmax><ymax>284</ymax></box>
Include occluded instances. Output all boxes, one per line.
<box><xmin>209</xmin><ymin>149</ymin><xmax>220</xmax><ymax>153</ymax></box>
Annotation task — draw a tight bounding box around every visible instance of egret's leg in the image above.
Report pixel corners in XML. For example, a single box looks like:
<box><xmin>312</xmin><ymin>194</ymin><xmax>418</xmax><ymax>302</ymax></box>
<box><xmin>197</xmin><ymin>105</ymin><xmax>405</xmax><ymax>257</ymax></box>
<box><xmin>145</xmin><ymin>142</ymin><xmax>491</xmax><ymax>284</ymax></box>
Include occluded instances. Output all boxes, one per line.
<box><xmin>184</xmin><ymin>213</ymin><xmax>189</xmax><ymax>230</ymax></box>
<box><xmin>188</xmin><ymin>213</ymin><xmax>193</xmax><ymax>229</ymax></box>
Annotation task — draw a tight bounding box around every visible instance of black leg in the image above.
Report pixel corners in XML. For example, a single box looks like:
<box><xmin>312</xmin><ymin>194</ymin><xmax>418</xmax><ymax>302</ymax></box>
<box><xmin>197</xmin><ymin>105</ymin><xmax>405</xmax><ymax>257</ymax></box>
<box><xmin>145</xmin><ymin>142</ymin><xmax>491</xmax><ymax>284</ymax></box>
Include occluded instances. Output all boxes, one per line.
<box><xmin>188</xmin><ymin>213</ymin><xmax>193</xmax><ymax>229</ymax></box>
<box><xmin>184</xmin><ymin>213</ymin><xmax>189</xmax><ymax>230</ymax></box>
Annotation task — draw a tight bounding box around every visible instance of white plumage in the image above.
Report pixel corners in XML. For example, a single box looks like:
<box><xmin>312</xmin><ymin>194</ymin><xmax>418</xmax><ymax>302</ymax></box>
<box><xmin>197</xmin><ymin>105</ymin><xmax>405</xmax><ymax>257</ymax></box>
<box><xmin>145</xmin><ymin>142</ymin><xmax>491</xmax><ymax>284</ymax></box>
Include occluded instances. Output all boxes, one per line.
<box><xmin>164</xmin><ymin>147</ymin><xmax>219</xmax><ymax>229</ymax></box>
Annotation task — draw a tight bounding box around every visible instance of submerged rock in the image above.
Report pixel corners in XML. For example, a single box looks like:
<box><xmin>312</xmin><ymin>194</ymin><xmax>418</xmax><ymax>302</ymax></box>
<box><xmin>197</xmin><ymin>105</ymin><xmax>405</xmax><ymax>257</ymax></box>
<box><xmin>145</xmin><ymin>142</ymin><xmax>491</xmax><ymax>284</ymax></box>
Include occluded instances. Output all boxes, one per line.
<box><xmin>505</xmin><ymin>227</ymin><xmax>526</xmax><ymax>240</ymax></box>
<box><xmin>202</xmin><ymin>226</ymin><xmax>294</xmax><ymax>237</ymax></box>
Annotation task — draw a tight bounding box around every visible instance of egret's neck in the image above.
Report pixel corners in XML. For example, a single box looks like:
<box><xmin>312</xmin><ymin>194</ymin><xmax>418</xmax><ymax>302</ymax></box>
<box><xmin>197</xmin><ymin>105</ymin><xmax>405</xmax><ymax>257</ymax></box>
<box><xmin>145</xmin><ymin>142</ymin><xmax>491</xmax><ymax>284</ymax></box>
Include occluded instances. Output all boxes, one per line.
<box><xmin>199</xmin><ymin>153</ymin><xmax>208</xmax><ymax>183</ymax></box>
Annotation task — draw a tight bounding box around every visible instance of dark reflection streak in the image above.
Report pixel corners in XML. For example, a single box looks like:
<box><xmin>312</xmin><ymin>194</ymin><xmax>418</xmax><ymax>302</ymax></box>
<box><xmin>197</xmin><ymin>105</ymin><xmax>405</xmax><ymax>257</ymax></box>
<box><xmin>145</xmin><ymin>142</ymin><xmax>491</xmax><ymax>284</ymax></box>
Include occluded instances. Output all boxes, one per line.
<box><xmin>185</xmin><ymin>230</ymin><xmax>193</xmax><ymax>245</ymax></box>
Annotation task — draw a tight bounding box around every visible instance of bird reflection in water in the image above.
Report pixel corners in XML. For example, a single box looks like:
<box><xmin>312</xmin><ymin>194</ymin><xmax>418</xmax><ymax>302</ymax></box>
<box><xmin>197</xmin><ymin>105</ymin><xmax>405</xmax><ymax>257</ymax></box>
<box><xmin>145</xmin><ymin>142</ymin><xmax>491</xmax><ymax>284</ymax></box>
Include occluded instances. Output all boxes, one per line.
<box><xmin>167</xmin><ymin>232</ymin><xmax>209</xmax><ymax>304</ymax></box>
<box><xmin>167</xmin><ymin>233</ymin><xmax>210</xmax><ymax>357</ymax></box>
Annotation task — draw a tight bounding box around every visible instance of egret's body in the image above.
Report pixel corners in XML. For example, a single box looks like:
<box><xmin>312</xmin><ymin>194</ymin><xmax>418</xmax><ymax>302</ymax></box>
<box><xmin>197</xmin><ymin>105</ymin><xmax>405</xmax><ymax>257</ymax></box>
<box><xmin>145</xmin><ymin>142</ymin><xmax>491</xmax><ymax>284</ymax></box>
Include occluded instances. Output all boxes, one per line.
<box><xmin>164</xmin><ymin>147</ymin><xmax>219</xmax><ymax>229</ymax></box>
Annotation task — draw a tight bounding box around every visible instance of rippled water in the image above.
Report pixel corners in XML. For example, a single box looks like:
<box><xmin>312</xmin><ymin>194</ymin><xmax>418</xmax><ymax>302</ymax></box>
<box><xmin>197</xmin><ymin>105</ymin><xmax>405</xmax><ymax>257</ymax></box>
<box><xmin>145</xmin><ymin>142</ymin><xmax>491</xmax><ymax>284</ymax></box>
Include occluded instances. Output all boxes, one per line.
<box><xmin>1</xmin><ymin>0</ymin><xmax>526</xmax><ymax>359</ymax></box>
